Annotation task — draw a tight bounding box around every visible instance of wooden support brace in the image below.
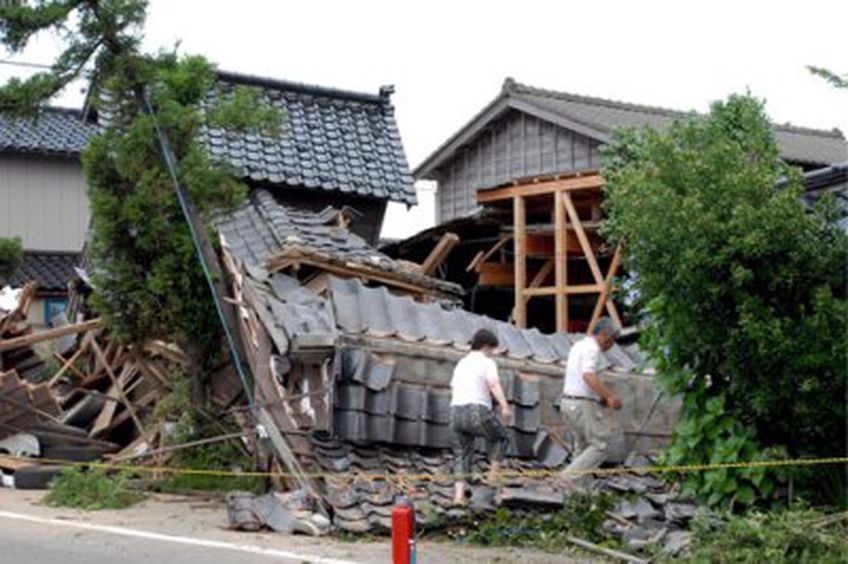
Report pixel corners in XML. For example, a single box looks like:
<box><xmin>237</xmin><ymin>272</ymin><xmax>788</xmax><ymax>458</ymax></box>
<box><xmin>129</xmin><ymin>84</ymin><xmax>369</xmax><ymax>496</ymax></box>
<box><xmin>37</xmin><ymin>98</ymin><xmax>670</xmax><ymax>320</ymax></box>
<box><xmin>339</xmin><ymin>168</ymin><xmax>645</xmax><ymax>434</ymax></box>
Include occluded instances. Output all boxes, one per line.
<box><xmin>562</xmin><ymin>193</ymin><xmax>622</xmax><ymax>325</ymax></box>
<box><xmin>418</xmin><ymin>232</ymin><xmax>460</xmax><ymax>276</ymax></box>
<box><xmin>588</xmin><ymin>242</ymin><xmax>624</xmax><ymax>333</ymax></box>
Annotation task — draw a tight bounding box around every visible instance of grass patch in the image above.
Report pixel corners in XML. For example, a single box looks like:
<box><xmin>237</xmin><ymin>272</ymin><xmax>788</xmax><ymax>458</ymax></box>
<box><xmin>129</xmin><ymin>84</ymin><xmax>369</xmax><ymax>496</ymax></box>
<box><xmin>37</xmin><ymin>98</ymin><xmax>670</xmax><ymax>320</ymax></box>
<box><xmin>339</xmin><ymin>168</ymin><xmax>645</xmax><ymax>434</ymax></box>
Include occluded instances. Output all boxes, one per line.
<box><xmin>155</xmin><ymin>439</ymin><xmax>266</xmax><ymax>494</ymax></box>
<box><xmin>45</xmin><ymin>467</ymin><xmax>146</xmax><ymax>510</ymax></box>
<box><xmin>673</xmin><ymin>508</ymin><xmax>848</xmax><ymax>563</ymax></box>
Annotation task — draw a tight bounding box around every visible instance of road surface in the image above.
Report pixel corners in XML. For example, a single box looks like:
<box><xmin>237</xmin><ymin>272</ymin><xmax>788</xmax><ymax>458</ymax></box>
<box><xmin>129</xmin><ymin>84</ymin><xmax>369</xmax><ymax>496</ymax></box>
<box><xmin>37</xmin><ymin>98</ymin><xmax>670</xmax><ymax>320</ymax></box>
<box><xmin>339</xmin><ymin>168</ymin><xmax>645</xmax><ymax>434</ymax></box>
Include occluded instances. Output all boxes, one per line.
<box><xmin>0</xmin><ymin>489</ymin><xmax>577</xmax><ymax>563</ymax></box>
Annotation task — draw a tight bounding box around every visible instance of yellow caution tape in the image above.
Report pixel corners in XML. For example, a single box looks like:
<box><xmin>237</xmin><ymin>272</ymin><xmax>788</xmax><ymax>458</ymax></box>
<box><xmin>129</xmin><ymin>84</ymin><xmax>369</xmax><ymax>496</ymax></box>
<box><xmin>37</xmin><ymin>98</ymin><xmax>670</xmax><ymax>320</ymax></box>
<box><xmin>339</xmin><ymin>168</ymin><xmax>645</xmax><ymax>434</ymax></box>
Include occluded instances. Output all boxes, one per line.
<box><xmin>7</xmin><ymin>455</ymin><xmax>848</xmax><ymax>482</ymax></box>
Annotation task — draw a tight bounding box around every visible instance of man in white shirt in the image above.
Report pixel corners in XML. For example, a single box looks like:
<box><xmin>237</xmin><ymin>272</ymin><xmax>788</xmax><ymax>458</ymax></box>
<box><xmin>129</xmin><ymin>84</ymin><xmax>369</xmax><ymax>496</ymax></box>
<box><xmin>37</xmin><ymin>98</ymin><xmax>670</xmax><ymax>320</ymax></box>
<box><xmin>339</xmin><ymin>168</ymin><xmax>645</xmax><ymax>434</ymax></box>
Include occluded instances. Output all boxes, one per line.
<box><xmin>560</xmin><ymin>317</ymin><xmax>622</xmax><ymax>488</ymax></box>
<box><xmin>450</xmin><ymin>328</ymin><xmax>511</xmax><ymax>505</ymax></box>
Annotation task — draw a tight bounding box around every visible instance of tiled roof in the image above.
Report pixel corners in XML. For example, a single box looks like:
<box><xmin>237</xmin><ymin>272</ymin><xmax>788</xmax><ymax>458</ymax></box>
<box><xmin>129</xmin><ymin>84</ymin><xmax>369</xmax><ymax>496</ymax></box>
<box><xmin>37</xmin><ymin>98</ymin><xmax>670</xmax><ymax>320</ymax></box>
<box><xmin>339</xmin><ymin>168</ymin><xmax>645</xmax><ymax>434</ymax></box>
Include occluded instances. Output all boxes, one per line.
<box><xmin>217</xmin><ymin>189</ymin><xmax>460</xmax><ymax>297</ymax></box>
<box><xmin>0</xmin><ymin>251</ymin><xmax>78</xmax><ymax>293</ymax></box>
<box><xmin>415</xmin><ymin>78</ymin><xmax>847</xmax><ymax>176</ymax></box>
<box><xmin>241</xmin><ymin>269</ymin><xmax>657</xmax><ymax>470</ymax></box>
<box><xmin>504</xmin><ymin>79</ymin><xmax>847</xmax><ymax>165</ymax></box>
<box><xmin>201</xmin><ymin>71</ymin><xmax>417</xmax><ymax>205</ymax></box>
<box><xmin>327</xmin><ymin>275</ymin><xmax>645</xmax><ymax>370</ymax></box>
<box><xmin>0</xmin><ymin>107</ymin><xmax>97</xmax><ymax>157</ymax></box>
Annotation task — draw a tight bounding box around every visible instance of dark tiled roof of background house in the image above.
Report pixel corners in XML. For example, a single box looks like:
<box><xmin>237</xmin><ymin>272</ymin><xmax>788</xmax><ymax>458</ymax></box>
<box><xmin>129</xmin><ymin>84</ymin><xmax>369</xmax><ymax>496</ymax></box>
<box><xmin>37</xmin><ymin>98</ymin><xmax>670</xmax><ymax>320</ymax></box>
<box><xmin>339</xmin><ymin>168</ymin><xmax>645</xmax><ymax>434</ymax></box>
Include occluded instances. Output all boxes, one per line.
<box><xmin>216</xmin><ymin>189</ymin><xmax>460</xmax><ymax>297</ymax></box>
<box><xmin>503</xmin><ymin>79</ymin><xmax>848</xmax><ymax>166</ymax></box>
<box><xmin>0</xmin><ymin>107</ymin><xmax>97</xmax><ymax>157</ymax></box>
<box><xmin>200</xmin><ymin>71</ymin><xmax>417</xmax><ymax>205</ymax></box>
<box><xmin>0</xmin><ymin>251</ymin><xmax>78</xmax><ymax>293</ymax></box>
<box><xmin>415</xmin><ymin>78</ymin><xmax>847</xmax><ymax>176</ymax></box>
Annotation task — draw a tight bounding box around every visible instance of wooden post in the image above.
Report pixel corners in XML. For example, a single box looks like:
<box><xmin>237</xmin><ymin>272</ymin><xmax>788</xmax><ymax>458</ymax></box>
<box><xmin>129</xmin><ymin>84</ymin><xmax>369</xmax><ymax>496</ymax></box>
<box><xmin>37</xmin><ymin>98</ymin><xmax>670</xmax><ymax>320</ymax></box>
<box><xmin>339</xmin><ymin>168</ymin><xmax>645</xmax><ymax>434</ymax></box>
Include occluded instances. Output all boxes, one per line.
<box><xmin>554</xmin><ymin>189</ymin><xmax>568</xmax><ymax>332</ymax></box>
<box><xmin>513</xmin><ymin>195</ymin><xmax>527</xmax><ymax>327</ymax></box>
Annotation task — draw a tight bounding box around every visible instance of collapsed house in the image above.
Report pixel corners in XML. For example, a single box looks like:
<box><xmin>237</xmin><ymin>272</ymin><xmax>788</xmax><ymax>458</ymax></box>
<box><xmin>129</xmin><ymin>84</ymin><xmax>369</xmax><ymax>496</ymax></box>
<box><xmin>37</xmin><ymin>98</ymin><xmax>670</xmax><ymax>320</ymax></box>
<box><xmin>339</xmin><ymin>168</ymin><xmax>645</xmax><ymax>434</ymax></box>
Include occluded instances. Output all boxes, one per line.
<box><xmin>216</xmin><ymin>189</ymin><xmax>680</xmax><ymax>532</ymax></box>
<box><xmin>0</xmin><ymin>72</ymin><xmax>687</xmax><ymax>534</ymax></box>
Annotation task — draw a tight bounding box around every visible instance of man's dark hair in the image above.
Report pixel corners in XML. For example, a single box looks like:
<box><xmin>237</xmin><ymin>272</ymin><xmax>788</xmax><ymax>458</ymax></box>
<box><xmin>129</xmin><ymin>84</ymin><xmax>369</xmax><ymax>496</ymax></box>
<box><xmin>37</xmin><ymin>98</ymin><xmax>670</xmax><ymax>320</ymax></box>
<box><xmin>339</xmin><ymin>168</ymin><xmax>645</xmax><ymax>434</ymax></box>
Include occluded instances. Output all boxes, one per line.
<box><xmin>470</xmin><ymin>328</ymin><xmax>499</xmax><ymax>351</ymax></box>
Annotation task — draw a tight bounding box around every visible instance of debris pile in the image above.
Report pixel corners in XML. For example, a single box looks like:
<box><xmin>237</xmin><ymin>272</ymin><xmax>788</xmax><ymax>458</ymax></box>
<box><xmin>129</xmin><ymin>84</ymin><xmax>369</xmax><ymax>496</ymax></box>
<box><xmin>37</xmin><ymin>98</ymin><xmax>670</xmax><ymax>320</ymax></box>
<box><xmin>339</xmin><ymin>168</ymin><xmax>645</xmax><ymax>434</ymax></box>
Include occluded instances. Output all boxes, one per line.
<box><xmin>0</xmin><ymin>281</ymin><xmax>209</xmax><ymax>488</ymax></box>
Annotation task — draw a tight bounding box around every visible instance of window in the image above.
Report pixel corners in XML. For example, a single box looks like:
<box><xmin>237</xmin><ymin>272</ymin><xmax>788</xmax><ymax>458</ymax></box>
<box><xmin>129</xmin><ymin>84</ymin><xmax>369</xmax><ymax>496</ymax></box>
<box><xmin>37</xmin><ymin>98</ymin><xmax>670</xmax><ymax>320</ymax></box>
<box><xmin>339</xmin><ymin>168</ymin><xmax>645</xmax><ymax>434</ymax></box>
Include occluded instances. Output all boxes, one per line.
<box><xmin>44</xmin><ymin>298</ymin><xmax>67</xmax><ymax>327</ymax></box>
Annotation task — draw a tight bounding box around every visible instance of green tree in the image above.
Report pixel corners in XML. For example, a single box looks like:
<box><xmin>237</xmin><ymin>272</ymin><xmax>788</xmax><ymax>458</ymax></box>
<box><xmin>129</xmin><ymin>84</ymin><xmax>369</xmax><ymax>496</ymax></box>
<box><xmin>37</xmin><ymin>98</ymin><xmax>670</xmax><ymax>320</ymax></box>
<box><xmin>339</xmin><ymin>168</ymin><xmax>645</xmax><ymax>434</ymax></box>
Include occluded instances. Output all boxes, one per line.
<box><xmin>807</xmin><ymin>66</ymin><xmax>848</xmax><ymax>89</ymax></box>
<box><xmin>601</xmin><ymin>94</ymin><xmax>848</xmax><ymax>507</ymax></box>
<box><xmin>0</xmin><ymin>237</ymin><xmax>23</xmax><ymax>279</ymax></box>
<box><xmin>0</xmin><ymin>1</ymin><xmax>280</xmax><ymax>401</ymax></box>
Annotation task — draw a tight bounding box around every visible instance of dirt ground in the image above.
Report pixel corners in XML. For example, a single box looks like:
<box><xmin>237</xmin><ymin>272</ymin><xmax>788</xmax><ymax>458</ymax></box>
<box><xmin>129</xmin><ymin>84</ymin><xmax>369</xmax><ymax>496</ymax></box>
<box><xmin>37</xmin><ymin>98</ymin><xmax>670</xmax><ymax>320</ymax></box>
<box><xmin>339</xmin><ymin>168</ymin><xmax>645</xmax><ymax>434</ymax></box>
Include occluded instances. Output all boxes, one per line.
<box><xmin>0</xmin><ymin>489</ymin><xmax>593</xmax><ymax>563</ymax></box>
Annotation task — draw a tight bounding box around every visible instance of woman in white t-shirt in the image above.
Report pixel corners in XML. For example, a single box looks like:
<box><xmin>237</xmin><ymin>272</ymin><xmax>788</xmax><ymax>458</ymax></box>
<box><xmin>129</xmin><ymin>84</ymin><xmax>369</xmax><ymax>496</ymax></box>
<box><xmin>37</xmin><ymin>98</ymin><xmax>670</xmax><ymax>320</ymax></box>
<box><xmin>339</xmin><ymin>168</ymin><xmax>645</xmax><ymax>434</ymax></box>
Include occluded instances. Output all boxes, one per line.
<box><xmin>449</xmin><ymin>328</ymin><xmax>511</xmax><ymax>506</ymax></box>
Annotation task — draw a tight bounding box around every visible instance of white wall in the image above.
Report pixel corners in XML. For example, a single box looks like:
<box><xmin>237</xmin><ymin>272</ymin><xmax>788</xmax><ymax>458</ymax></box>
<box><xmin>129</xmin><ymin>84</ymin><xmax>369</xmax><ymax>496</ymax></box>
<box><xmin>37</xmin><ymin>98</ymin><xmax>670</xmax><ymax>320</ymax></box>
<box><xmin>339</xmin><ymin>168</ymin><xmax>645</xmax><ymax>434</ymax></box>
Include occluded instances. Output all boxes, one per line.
<box><xmin>0</xmin><ymin>154</ymin><xmax>90</xmax><ymax>252</ymax></box>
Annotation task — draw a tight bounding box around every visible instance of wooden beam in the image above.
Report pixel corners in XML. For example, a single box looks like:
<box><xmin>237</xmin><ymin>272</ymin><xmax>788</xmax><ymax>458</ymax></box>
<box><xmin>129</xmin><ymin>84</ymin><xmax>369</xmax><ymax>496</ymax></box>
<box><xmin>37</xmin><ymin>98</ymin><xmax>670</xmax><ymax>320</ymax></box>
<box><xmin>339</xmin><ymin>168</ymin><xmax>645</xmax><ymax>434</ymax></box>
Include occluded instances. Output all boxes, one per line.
<box><xmin>554</xmin><ymin>190</ymin><xmax>568</xmax><ymax>332</ymax></box>
<box><xmin>587</xmin><ymin>242</ymin><xmax>624</xmax><ymax>333</ymax></box>
<box><xmin>418</xmin><ymin>232</ymin><xmax>460</xmax><ymax>276</ymax></box>
<box><xmin>513</xmin><ymin>195</ymin><xmax>527</xmax><ymax>327</ymax></box>
<box><xmin>0</xmin><ymin>318</ymin><xmax>101</xmax><ymax>353</ymax></box>
<box><xmin>522</xmin><ymin>284</ymin><xmax>601</xmax><ymax>297</ymax></box>
<box><xmin>477</xmin><ymin>174</ymin><xmax>604</xmax><ymax>203</ymax></box>
<box><xmin>528</xmin><ymin>259</ymin><xmax>555</xmax><ymax>290</ymax></box>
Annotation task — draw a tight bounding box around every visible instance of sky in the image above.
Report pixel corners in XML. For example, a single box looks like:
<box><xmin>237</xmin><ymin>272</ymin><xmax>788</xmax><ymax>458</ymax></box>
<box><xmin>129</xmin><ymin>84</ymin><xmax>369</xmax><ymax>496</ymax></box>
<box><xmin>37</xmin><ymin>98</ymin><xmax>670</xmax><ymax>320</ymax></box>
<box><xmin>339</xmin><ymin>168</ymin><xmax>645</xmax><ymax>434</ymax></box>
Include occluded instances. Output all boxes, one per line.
<box><xmin>2</xmin><ymin>0</ymin><xmax>846</xmax><ymax>238</ymax></box>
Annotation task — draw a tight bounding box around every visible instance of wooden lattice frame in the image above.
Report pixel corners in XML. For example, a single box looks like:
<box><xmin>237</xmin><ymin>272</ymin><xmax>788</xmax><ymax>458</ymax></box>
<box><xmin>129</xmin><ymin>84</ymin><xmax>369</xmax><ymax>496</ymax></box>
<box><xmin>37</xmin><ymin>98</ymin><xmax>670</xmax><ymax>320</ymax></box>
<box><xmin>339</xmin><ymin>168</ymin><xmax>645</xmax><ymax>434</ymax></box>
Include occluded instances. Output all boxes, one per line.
<box><xmin>476</xmin><ymin>172</ymin><xmax>622</xmax><ymax>332</ymax></box>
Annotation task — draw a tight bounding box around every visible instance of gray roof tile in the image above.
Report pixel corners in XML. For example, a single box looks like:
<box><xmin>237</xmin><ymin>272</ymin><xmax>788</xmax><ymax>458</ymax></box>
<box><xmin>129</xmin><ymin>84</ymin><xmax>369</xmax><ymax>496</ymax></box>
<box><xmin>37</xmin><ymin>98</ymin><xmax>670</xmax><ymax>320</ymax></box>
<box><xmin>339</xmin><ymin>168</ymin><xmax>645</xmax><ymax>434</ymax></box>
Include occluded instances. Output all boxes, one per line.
<box><xmin>0</xmin><ymin>108</ymin><xmax>96</xmax><ymax>157</ymax></box>
<box><xmin>505</xmin><ymin>79</ymin><xmax>848</xmax><ymax>166</ymax></box>
<box><xmin>217</xmin><ymin>189</ymin><xmax>459</xmax><ymax>296</ymax></box>
<box><xmin>0</xmin><ymin>251</ymin><xmax>79</xmax><ymax>293</ymax></box>
<box><xmin>203</xmin><ymin>71</ymin><xmax>416</xmax><ymax>205</ymax></box>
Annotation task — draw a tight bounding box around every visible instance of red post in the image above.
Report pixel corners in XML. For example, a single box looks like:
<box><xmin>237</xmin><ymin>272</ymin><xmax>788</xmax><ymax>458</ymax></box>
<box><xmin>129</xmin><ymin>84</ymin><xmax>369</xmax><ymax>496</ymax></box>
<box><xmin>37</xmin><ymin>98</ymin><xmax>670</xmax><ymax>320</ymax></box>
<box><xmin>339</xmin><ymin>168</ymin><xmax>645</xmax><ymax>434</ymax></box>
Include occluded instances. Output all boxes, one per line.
<box><xmin>391</xmin><ymin>503</ymin><xmax>415</xmax><ymax>564</ymax></box>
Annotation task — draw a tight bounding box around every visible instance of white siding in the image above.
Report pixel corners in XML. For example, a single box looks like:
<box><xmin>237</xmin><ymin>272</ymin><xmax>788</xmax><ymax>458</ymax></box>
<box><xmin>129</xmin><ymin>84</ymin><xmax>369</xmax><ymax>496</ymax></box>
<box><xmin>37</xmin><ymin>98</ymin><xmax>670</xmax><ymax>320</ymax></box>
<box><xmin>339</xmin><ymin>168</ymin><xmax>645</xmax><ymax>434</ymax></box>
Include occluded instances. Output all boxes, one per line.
<box><xmin>0</xmin><ymin>154</ymin><xmax>89</xmax><ymax>251</ymax></box>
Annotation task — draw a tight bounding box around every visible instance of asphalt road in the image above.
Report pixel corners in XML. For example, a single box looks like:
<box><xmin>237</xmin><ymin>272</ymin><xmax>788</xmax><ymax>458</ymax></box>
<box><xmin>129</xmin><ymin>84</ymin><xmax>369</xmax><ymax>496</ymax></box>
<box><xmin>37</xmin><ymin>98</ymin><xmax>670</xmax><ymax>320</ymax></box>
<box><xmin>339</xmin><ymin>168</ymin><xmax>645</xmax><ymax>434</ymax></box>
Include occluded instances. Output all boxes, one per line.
<box><xmin>0</xmin><ymin>510</ymin><xmax>353</xmax><ymax>564</ymax></box>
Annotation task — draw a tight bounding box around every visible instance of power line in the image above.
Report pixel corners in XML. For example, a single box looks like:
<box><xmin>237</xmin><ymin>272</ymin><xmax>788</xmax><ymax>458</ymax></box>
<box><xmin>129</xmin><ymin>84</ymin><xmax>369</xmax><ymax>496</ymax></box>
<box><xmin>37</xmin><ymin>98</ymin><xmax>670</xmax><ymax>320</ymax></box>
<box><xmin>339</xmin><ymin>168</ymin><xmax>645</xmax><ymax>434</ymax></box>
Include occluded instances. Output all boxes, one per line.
<box><xmin>0</xmin><ymin>58</ymin><xmax>52</xmax><ymax>70</ymax></box>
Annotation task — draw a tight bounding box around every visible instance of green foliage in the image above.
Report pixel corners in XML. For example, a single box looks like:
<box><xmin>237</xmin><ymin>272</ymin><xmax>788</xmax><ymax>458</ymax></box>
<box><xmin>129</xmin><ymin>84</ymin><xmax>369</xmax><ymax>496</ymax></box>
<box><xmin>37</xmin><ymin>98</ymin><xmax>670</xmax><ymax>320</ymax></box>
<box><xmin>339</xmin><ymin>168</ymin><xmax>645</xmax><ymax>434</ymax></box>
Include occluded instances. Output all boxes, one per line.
<box><xmin>149</xmin><ymin>372</ymin><xmax>191</xmax><ymax>423</ymax></box>
<box><xmin>45</xmin><ymin>466</ymin><xmax>145</xmax><ymax>510</ymax></box>
<box><xmin>678</xmin><ymin>508</ymin><xmax>848</xmax><ymax>563</ymax></box>
<box><xmin>157</xmin><ymin>439</ymin><xmax>265</xmax><ymax>494</ymax></box>
<box><xmin>208</xmin><ymin>85</ymin><xmax>284</xmax><ymax>136</ymax></box>
<box><xmin>602</xmin><ymin>94</ymin><xmax>848</xmax><ymax>507</ymax></box>
<box><xmin>0</xmin><ymin>1</ymin><xmax>281</xmax><ymax>387</ymax></box>
<box><xmin>454</xmin><ymin>494</ymin><xmax>616</xmax><ymax>552</ymax></box>
<box><xmin>658</xmin><ymin>393</ymin><xmax>787</xmax><ymax>507</ymax></box>
<box><xmin>84</xmin><ymin>54</ymin><xmax>247</xmax><ymax>353</ymax></box>
<box><xmin>0</xmin><ymin>236</ymin><xmax>22</xmax><ymax>278</ymax></box>
<box><xmin>807</xmin><ymin>66</ymin><xmax>848</xmax><ymax>89</ymax></box>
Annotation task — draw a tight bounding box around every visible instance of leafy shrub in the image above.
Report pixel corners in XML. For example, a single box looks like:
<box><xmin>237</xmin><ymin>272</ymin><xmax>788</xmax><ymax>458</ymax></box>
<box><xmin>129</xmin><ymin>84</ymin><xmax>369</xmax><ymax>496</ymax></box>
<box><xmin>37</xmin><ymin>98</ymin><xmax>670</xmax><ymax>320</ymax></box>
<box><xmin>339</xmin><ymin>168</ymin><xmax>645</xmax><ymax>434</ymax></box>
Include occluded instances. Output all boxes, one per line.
<box><xmin>0</xmin><ymin>236</ymin><xmax>22</xmax><ymax>278</ymax></box>
<box><xmin>602</xmin><ymin>94</ymin><xmax>848</xmax><ymax>507</ymax></box>
<box><xmin>679</xmin><ymin>508</ymin><xmax>848</xmax><ymax>563</ymax></box>
<box><xmin>45</xmin><ymin>467</ymin><xmax>145</xmax><ymax>510</ymax></box>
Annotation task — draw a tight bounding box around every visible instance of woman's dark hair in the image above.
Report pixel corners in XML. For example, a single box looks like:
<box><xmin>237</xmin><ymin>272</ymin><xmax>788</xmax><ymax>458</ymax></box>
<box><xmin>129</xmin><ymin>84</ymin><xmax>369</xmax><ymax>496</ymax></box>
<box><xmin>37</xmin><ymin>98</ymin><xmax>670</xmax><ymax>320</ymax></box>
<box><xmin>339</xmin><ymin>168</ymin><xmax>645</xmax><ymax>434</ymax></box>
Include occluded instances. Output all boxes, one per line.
<box><xmin>470</xmin><ymin>328</ymin><xmax>499</xmax><ymax>351</ymax></box>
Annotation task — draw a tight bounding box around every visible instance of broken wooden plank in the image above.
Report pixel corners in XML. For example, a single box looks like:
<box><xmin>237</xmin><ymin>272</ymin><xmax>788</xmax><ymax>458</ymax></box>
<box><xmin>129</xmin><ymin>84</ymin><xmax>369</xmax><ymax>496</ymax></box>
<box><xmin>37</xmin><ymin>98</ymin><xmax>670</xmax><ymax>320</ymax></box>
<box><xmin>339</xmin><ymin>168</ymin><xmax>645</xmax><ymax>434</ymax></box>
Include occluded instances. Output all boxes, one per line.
<box><xmin>143</xmin><ymin>340</ymin><xmax>190</xmax><ymax>366</ymax></box>
<box><xmin>90</xmin><ymin>338</ymin><xmax>145</xmax><ymax>435</ymax></box>
<box><xmin>418</xmin><ymin>232</ymin><xmax>460</xmax><ymax>276</ymax></box>
<box><xmin>0</xmin><ymin>319</ymin><xmax>101</xmax><ymax>353</ymax></box>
